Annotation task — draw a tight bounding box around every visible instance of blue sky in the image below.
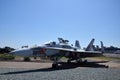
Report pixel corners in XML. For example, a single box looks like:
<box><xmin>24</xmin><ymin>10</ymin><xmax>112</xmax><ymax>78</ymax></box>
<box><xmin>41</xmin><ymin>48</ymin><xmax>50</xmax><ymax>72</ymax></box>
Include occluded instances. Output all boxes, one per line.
<box><xmin>0</xmin><ymin>0</ymin><xmax>120</xmax><ymax>48</ymax></box>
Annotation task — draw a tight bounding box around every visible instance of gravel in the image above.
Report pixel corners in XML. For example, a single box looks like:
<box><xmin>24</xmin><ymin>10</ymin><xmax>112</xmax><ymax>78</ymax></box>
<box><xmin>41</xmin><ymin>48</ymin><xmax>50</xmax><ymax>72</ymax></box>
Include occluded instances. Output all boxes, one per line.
<box><xmin>0</xmin><ymin>67</ymin><xmax>120</xmax><ymax>80</ymax></box>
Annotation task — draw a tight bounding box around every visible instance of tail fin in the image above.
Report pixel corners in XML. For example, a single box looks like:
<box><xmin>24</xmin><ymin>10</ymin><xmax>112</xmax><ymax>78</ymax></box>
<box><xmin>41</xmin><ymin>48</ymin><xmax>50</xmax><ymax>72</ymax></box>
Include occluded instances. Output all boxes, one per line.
<box><xmin>75</xmin><ymin>40</ymin><xmax>81</xmax><ymax>49</ymax></box>
<box><xmin>100</xmin><ymin>41</ymin><xmax>105</xmax><ymax>53</ymax></box>
<box><xmin>86</xmin><ymin>38</ymin><xmax>95</xmax><ymax>51</ymax></box>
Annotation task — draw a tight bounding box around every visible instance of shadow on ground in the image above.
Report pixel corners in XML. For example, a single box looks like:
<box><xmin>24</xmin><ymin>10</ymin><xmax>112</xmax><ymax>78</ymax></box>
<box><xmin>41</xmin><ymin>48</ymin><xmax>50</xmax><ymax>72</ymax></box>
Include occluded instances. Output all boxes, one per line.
<box><xmin>1</xmin><ymin>61</ymin><xmax>109</xmax><ymax>75</ymax></box>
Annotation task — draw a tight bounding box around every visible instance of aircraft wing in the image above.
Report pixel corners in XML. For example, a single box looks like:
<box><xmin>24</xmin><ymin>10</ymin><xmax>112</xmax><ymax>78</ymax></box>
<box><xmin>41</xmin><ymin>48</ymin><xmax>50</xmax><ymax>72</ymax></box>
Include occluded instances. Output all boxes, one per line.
<box><xmin>46</xmin><ymin>47</ymin><xmax>103</xmax><ymax>57</ymax></box>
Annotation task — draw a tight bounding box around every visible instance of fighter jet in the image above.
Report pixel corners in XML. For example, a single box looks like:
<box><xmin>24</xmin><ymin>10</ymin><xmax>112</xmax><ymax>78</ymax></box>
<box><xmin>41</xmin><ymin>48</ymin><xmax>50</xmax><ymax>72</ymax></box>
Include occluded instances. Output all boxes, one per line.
<box><xmin>10</xmin><ymin>38</ymin><xmax>104</xmax><ymax>68</ymax></box>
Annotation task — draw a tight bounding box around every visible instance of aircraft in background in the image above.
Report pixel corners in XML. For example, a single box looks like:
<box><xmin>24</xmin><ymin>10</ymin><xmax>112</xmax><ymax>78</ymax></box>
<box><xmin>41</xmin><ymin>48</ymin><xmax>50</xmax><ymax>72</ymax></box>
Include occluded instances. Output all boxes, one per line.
<box><xmin>10</xmin><ymin>38</ymin><xmax>104</xmax><ymax>68</ymax></box>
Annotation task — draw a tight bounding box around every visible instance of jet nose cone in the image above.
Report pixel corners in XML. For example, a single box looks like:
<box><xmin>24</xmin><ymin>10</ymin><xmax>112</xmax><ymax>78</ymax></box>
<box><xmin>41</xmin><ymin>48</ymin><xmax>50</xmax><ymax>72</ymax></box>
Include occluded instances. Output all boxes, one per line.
<box><xmin>9</xmin><ymin>51</ymin><xmax>15</xmax><ymax>55</ymax></box>
<box><xmin>9</xmin><ymin>48</ymin><xmax>33</xmax><ymax>57</ymax></box>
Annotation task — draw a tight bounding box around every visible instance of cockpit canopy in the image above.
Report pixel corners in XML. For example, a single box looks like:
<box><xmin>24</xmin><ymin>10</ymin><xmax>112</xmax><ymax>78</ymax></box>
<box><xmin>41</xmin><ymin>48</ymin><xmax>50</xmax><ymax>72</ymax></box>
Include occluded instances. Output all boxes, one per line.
<box><xmin>61</xmin><ymin>45</ymin><xmax>72</xmax><ymax>49</ymax></box>
<box><xmin>44</xmin><ymin>40</ymin><xmax>73</xmax><ymax>49</ymax></box>
<box><xmin>44</xmin><ymin>41</ymin><xmax>56</xmax><ymax>47</ymax></box>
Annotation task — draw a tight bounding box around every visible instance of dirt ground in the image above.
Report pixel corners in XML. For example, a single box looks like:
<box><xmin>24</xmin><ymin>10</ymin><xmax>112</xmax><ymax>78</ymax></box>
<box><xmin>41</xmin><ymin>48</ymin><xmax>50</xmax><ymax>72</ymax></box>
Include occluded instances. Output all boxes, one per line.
<box><xmin>0</xmin><ymin>58</ymin><xmax>120</xmax><ymax>69</ymax></box>
<box><xmin>0</xmin><ymin>61</ymin><xmax>52</xmax><ymax>69</ymax></box>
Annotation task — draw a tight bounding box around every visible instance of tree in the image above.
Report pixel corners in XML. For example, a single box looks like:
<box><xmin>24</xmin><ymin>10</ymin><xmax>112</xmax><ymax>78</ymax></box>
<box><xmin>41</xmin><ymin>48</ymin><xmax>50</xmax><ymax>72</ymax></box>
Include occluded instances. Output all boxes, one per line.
<box><xmin>0</xmin><ymin>46</ymin><xmax>15</xmax><ymax>54</ymax></box>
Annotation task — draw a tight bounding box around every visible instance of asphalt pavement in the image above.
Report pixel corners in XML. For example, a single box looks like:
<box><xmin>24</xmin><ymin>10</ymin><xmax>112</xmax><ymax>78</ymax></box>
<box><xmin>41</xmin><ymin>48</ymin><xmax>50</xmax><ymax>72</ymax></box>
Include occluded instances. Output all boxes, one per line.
<box><xmin>0</xmin><ymin>67</ymin><xmax>120</xmax><ymax>80</ymax></box>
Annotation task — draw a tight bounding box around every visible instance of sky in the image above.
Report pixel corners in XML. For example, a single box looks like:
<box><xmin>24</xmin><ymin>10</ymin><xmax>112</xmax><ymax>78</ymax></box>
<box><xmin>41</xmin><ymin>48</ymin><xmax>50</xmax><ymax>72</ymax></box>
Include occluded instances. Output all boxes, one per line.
<box><xmin>0</xmin><ymin>0</ymin><xmax>120</xmax><ymax>49</ymax></box>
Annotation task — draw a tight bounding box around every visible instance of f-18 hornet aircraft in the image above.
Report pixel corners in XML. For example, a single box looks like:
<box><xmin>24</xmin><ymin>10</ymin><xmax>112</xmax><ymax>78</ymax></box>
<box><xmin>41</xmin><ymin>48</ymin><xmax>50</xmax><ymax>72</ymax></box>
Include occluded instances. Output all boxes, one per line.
<box><xmin>10</xmin><ymin>38</ymin><xmax>104</xmax><ymax>68</ymax></box>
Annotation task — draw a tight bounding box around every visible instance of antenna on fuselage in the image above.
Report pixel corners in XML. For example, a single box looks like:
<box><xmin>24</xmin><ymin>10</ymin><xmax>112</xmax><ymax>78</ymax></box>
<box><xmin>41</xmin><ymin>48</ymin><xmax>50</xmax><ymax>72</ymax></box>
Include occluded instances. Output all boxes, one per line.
<box><xmin>58</xmin><ymin>38</ymin><xmax>69</xmax><ymax>44</ymax></box>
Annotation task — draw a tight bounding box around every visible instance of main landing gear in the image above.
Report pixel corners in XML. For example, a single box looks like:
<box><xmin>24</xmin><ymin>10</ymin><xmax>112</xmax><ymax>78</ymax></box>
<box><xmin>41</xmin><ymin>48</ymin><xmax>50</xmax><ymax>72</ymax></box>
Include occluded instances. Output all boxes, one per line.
<box><xmin>52</xmin><ymin>57</ymin><xmax>88</xmax><ymax>68</ymax></box>
<box><xmin>67</xmin><ymin>58</ymin><xmax>88</xmax><ymax>64</ymax></box>
<box><xmin>76</xmin><ymin>59</ymin><xmax>88</xmax><ymax>64</ymax></box>
<box><xmin>52</xmin><ymin>57</ymin><xmax>59</xmax><ymax>68</ymax></box>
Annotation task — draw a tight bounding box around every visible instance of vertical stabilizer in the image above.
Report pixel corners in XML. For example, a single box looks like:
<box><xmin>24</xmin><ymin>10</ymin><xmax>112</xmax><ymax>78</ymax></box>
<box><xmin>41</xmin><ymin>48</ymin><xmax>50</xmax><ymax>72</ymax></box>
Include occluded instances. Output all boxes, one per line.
<box><xmin>86</xmin><ymin>38</ymin><xmax>95</xmax><ymax>51</ymax></box>
<box><xmin>75</xmin><ymin>40</ymin><xmax>81</xmax><ymax>49</ymax></box>
<box><xmin>100</xmin><ymin>41</ymin><xmax>105</xmax><ymax>53</ymax></box>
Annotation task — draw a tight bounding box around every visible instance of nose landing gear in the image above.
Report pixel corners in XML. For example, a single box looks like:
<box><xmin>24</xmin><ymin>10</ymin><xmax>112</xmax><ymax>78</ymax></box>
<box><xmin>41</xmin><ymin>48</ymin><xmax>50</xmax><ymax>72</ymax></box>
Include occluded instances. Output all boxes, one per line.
<box><xmin>52</xmin><ymin>57</ymin><xmax>59</xmax><ymax>68</ymax></box>
<box><xmin>52</xmin><ymin>63</ymin><xmax>58</xmax><ymax>68</ymax></box>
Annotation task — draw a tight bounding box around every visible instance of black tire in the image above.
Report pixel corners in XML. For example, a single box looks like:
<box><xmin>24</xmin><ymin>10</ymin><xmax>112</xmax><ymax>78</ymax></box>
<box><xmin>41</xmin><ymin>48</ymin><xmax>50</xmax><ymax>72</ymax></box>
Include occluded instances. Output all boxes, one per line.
<box><xmin>84</xmin><ymin>60</ymin><xmax>87</xmax><ymax>64</ymax></box>
<box><xmin>67</xmin><ymin>60</ymin><xmax>71</xmax><ymax>63</ymax></box>
<box><xmin>106</xmin><ymin>65</ymin><xmax>109</xmax><ymax>68</ymax></box>
<box><xmin>76</xmin><ymin>59</ymin><xmax>82</xmax><ymax>63</ymax></box>
<box><xmin>52</xmin><ymin>64</ymin><xmax>58</xmax><ymax>68</ymax></box>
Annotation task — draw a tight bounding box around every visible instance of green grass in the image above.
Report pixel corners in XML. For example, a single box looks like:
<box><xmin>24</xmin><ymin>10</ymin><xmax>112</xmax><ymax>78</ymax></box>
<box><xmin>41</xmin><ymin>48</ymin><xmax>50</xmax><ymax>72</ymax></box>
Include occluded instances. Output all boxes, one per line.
<box><xmin>90</xmin><ymin>56</ymin><xmax>120</xmax><ymax>61</ymax></box>
<box><xmin>61</xmin><ymin>57</ymin><xmax>68</xmax><ymax>60</ymax></box>
<box><xmin>61</xmin><ymin>56</ymin><xmax>120</xmax><ymax>61</ymax></box>
<box><xmin>0</xmin><ymin>53</ymin><xmax>15</xmax><ymax>60</ymax></box>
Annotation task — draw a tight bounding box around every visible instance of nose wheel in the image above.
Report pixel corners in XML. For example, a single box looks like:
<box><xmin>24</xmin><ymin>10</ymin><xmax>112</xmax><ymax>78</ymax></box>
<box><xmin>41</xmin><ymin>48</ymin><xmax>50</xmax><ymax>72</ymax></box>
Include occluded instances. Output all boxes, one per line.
<box><xmin>52</xmin><ymin>57</ymin><xmax>59</xmax><ymax>68</ymax></box>
<box><xmin>52</xmin><ymin>63</ymin><xmax>58</xmax><ymax>68</ymax></box>
<box><xmin>83</xmin><ymin>60</ymin><xmax>88</xmax><ymax>64</ymax></box>
<box><xmin>67</xmin><ymin>59</ymin><xmax>72</xmax><ymax>63</ymax></box>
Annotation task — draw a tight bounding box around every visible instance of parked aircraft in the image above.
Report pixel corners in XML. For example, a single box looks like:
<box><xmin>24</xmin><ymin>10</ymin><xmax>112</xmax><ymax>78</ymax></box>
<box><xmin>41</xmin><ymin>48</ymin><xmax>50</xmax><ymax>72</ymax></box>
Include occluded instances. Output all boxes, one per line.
<box><xmin>10</xmin><ymin>38</ymin><xmax>104</xmax><ymax>68</ymax></box>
